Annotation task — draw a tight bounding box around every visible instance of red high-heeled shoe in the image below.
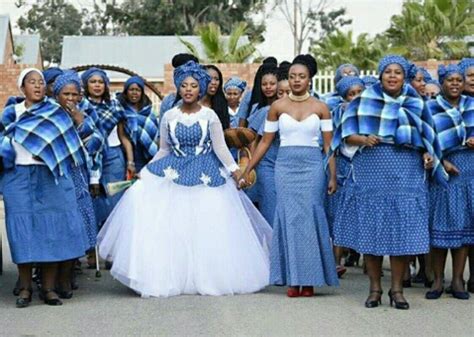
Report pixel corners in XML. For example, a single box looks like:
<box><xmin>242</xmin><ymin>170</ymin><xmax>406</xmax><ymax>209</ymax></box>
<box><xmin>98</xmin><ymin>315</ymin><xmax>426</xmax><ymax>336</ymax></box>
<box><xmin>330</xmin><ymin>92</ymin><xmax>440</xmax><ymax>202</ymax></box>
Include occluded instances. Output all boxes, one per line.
<box><xmin>301</xmin><ymin>286</ymin><xmax>314</xmax><ymax>297</ymax></box>
<box><xmin>287</xmin><ymin>287</ymin><xmax>300</xmax><ymax>297</ymax></box>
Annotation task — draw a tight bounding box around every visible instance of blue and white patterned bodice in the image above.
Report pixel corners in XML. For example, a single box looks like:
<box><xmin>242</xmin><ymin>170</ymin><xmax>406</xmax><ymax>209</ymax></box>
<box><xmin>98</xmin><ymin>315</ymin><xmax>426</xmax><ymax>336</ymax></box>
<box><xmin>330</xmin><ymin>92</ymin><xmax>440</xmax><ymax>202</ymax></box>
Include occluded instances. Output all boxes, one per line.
<box><xmin>147</xmin><ymin>110</ymin><xmax>228</xmax><ymax>187</ymax></box>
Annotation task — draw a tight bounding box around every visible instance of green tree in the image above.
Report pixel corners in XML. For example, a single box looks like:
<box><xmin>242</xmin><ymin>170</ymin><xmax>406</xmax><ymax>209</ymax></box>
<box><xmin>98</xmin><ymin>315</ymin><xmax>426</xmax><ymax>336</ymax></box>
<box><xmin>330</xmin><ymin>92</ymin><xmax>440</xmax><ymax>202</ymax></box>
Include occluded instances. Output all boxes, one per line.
<box><xmin>110</xmin><ymin>0</ymin><xmax>267</xmax><ymax>42</ymax></box>
<box><xmin>310</xmin><ymin>30</ymin><xmax>384</xmax><ymax>70</ymax></box>
<box><xmin>17</xmin><ymin>0</ymin><xmax>84</xmax><ymax>64</ymax></box>
<box><xmin>384</xmin><ymin>0</ymin><xmax>474</xmax><ymax>60</ymax></box>
<box><xmin>179</xmin><ymin>22</ymin><xmax>257</xmax><ymax>63</ymax></box>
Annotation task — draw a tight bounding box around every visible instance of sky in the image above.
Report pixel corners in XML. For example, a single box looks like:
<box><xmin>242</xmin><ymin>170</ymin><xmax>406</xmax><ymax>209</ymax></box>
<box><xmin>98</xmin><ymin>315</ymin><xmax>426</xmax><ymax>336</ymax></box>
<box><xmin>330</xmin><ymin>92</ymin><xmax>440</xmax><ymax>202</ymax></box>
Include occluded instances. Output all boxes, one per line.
<box><xmin>0</xmin><ymin>0</ymin><xmax>404</xmax><ymax>60</ymax></box>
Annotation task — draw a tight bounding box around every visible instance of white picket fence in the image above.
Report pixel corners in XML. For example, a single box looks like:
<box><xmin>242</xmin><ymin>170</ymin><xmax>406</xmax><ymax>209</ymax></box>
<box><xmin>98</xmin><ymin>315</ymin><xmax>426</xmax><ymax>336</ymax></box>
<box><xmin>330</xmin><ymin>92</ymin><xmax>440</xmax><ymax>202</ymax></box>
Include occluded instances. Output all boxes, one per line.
<box><xmin>312</xmin><ymin>70</ymin><xmax>378</xmax><ymax>95</ymax></box>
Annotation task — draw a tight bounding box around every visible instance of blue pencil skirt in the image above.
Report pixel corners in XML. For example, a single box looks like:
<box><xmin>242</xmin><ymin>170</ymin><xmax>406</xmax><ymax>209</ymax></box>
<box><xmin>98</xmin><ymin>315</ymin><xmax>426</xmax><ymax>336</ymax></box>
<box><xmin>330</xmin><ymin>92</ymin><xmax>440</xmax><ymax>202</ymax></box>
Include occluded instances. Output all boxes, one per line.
<box><xmin>270</xmin><ymin>146</ymin><xmax>339</xmax><ymax>287</ymax></box>
<box><xmin>3</xmin><ymin>165</ymin><xmax>89</xmax><ymax>264</ymax></box>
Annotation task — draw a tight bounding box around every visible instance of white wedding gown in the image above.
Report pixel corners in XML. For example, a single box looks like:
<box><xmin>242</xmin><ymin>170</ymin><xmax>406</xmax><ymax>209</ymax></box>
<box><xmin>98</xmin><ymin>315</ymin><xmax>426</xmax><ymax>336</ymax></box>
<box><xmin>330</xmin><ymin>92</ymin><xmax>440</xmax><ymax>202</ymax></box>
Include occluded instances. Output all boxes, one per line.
<box><xmin>97</xmin><ymin>107</ymin><xmax>272</xmax><ymax>298</ymax></box>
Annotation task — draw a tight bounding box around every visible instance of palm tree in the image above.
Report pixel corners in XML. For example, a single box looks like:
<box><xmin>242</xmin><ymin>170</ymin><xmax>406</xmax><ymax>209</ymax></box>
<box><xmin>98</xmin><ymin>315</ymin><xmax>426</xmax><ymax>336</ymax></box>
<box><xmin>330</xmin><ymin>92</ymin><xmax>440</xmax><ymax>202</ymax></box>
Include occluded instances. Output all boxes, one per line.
<box><xmin>178</xmin><ymin>22</ymin><xmax>258</xmax><ymax>63</ymax></box>
<box><xmin>385</xmin><ymin>0</ymin><xmax>474</xmax><ymax>60</ymax></box>
<box><xmin>310</xmin><ymin>30</ymin><xmax>383</xmax><ymax>70</ymax></box>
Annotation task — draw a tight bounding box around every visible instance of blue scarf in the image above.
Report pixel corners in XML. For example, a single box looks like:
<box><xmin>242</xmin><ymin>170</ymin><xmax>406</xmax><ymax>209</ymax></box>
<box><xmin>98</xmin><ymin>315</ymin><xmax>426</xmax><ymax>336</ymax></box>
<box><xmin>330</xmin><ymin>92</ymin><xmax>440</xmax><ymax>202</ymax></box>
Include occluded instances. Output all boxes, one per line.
<box><xmin>123</xmin><ymin>102</ymin><xmax>159</xmax><ymax>159</ymax></box>
<box><xmin>332</xmin><ymin>81</ymin><xmax>447</xmax><ymax>184</ymax></box>
<box><xmin>428</xmin><ymin>95</ymin><xmax>474</xmax><ymax>154</ymax></box>
<box><xmin>0</xmin><ymin>98</ymin><xmax>88</xmax><ymax>179</ymax></box>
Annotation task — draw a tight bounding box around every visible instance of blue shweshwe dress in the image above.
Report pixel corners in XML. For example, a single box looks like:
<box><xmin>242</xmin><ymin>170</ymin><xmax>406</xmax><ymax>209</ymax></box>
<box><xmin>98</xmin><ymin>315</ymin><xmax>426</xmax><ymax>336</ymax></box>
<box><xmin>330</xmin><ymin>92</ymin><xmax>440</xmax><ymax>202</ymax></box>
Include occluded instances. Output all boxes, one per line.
<box><xmin>325</xmin><ymin>100</ymin><xmax>356</xmax><ymax>236</ymax></box>
<box><xmin>228</xmin><ymin>106</ymin><xmax>240</xmax><ymax>161</ymax></box>
<box><xmin>88</xmin><ymin>97</ymin><xmax>131</xmax><ymax>223</ymax></box>
<box><xmin>268</xmin><ymin>113</ymin><xmax>339</xmax><ymax>287</ymax></box>
<box><xmin>119</xmin><ymin>98</ymin><xmax>160</xmax><ymax>172</ymax></box>
<box><xmin>67</xmin><ymin>98</ymin><xmax>105</xmax><ymax>249</ymax></box>
<box><xmin>331</xmin><ymin>82</ymin><xmax>446</xmax><ymax>256</ymax></box>
<box><xmin>247</xmin><ymin>105</ymin><xmax>279</xmax><ymax>225</ymax></box>
<box><xmin>0</xmin><ymin>99</ymin><xmax>90</xmax><ymax>263</ymax></box>
<box><xmin>427</xmin><ymin>95</ymin><xmax>474</xmax><ymax>248</ymax></box>
<box><xmin>97</xmin><ymin>106</ymin><xmax>272</xmax><ymax>298</ymax></box>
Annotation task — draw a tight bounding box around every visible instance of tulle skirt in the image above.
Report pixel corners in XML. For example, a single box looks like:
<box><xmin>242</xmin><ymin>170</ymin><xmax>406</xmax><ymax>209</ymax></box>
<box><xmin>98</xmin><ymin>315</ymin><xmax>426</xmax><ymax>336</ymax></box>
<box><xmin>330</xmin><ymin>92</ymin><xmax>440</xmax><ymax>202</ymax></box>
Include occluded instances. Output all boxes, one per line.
<box><xmin>98</xmin><ymin>167</ymin><xmax>272</xmax><ymax>298</ymax></box>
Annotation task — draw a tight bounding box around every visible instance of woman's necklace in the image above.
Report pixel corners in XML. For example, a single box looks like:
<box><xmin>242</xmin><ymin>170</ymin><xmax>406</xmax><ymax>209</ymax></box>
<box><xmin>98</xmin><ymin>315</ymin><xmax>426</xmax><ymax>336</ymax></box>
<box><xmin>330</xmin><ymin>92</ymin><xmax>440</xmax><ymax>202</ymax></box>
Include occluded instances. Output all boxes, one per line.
<box><xmin>288</xmin><ymin>92</ymin><xmax>310</xmax><ymax>102</ymax></box>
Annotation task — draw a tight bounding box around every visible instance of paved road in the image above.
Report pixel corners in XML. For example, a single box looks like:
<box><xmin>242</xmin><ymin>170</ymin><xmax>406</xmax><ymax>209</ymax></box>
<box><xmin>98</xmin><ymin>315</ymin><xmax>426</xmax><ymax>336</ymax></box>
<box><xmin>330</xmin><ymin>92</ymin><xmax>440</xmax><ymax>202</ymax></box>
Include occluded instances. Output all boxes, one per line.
<box><xmin>0</xmin><ymin>204</ymin><xmax>473</xmax><ymax>336</ymax></box>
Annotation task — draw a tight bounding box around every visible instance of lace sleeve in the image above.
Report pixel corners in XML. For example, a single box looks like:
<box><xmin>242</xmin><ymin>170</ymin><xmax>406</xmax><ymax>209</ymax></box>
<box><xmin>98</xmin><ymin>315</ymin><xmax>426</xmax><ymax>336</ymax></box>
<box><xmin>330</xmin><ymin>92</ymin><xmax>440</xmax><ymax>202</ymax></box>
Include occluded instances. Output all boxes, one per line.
<box><xmin>209</xmin><ymin>111</ymin><xmax>239</xmax><ymax>172</ymax></box>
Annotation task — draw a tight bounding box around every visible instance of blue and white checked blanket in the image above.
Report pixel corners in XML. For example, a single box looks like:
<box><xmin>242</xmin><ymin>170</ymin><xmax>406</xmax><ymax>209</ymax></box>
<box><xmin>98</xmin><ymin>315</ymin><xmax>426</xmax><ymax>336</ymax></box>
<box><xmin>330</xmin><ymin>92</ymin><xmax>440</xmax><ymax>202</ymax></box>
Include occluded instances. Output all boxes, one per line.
<box><xmin>0</xmin><ymin>98</ymin><xmax>88</xmax><ymax>179</ymax></box>
<box><xmin>129</xmin><ymin>104</ymin><xmax>159</xmax><ymax>158</ymax></box>
<box><xmin>428</xmin><ymin>95</ymin><xmax>474</xmax><ymax>154</ymax></box>
<box><xmin>331</xmin><ymin>81</ymin><xmax>447</xmax><ymax>184</ymax></box>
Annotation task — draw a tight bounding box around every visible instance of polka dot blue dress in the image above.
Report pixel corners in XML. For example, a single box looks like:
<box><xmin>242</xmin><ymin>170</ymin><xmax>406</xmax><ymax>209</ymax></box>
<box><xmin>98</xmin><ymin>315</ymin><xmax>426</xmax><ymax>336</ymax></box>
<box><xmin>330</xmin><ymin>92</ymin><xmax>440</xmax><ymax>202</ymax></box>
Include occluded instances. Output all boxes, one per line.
<box><xmin>430</xmin><ymin>149</ymin><xmax>474</xmax><ymax>248</ymax></box>
<box><xmin>333</xmin><ymin>144</ymin><xmax>430</xmax><ymax>256</ymax></box>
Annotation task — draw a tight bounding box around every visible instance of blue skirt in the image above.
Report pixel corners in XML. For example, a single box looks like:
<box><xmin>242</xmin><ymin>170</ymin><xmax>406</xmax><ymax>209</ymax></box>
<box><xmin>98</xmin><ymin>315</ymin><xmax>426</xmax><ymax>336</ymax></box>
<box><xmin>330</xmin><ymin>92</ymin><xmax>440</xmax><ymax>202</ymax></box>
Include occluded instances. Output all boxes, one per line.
<box><xmin>333</xmin><ymin>144</ymin><xmax>430</xmax><ymax>256</ymax></box>
<box><xmin>70</xmin><ymin>165</ymin><xmax>97</xmax><ymax>250</ymax></box>
<box><xmin>94</xmin><ymin>146</ymin><xmax>126</xmax><ymax>223</ymax></box>
<box><xmin>325</xmin><ymin>154</ymin><xmax>352</xmax><ymax>238</ymax></box>
<box><xmin>3</xmin><ymin>165</ymin><xmax>89</xmax><ymax>264</ymax></box>
<box><xmin>255</xmin><ymin>143</ymin><xmax>278</xmax><ymax>225</ymax></box>
<box><xmin>430</xmin><ymin>149</ymin><xmax>474</xmax><ymax>248</ymax></box>
<box><xmin>271</xmin><ymin>146</ymin><xmax>339</xmax><ymax>287</ymax></box>
<box><xmin>134</xmin><ymin>143</ymin><xmax>151</xmax><ymax>172</ymax></box>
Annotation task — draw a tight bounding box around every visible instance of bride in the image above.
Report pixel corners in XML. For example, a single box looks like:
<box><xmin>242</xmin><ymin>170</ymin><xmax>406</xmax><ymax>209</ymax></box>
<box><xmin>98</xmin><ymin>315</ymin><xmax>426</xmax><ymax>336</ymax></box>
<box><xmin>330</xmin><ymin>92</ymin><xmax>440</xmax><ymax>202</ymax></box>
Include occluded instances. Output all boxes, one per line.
<box><xmin>97</xmin><ymin>61</ymin><xmax>271</xmax><ymax>298</ymax></box>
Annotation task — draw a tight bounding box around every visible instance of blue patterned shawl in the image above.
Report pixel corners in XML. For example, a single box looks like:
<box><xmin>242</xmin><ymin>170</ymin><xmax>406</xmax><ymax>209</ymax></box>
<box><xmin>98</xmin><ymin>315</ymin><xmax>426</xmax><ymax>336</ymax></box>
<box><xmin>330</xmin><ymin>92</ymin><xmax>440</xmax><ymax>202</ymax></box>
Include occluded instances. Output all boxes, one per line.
<box><xmin>0</xmin><ymin>98</ymin><xmax>88</xmax><ymax>179</ymax></box>
<box><xmin>427</xmin><ymin>95</ymin><xmax>474</xmax><ymax>154</ymax></box>
<box><xmin>122</xmin><ymin>102</ymin><xmax>159</xmax><ymax>159</ymax></box>
<box><xmin>332</xmin><ymin>81</ymin><xmax>447</xmax><ymax>184</ymax></box>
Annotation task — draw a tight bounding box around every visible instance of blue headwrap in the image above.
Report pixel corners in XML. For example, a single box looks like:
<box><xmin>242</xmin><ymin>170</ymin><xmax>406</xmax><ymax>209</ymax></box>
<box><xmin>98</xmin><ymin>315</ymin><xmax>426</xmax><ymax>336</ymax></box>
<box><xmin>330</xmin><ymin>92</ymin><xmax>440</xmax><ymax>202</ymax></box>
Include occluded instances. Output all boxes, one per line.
<box><xmin>377</xmin><ymin>55</ymin><xmax>410</xmax><ymax>79</ymax></box>
<box><xmin>43</xmin><ymin>67</ymin><xmax>64</xmax><ymax>85</ymax></box>
<box><xmin>458</xmin><ymin>58</ymin><xmax>474</xmax><ymax>76</ymax></box>
<box><xmin>407</xmin><ymin>64</ymin><xmax>433</xmax><ymax>83</ymax></box>
<box><xmin>124</xmin><ymin>76</ymin><xmax>145</xmax><ymax>92</ymax></box>
<box><xmin>335</xmin><ymin>76</ymin><xmax>364</xmax><ymax>98</ymax></box>
<box><xmin>335</xmin><ymin>64</ymin><xmax>360</xmax><ymax>84</ymax></box>
<box><xmin>426</xmin><ymin>79</ymin><xmax>441</xmax><ymax>88</ymax></box>
<box><xmin>361</xmin><ymin>75</ymin><xmax>378</xmax><ymax>87</ymax></box>
<box><xmin>224</xmin><ymin>77</ymin><xmax>247</xmax><ymax>93</ymax></box>
<box><xmin>81</xmin><ymin>67</ymin><xmax>110</xmax><ymax>87</ymax></box>
<box><xmin>173</xmin><ymin>61</ymin><xmax>211</xmax><ymax>99</ymax></box>
<box><xmin>438</xmin><ymin>64</ymin><xmax>464</xmax><ymax>85</ymax></box>
<box><xmin>53</xmin><ymin>70</ymin><xmax>82</xmax><ymax>97</ymax></box>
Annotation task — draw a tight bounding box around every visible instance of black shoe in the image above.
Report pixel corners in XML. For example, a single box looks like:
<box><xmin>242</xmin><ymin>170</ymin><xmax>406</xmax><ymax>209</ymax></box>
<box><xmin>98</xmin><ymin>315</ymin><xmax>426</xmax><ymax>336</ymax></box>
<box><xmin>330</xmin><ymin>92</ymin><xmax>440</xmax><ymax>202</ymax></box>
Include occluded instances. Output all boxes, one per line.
<box><xmin>105</xmin><ymin>261</ymin><xmax>113</xmax><ymax>270</ymax></box>
<box><xmin>344</xmin><ymin>252</ymin><xmax>361</xmax><ymax>267</ymax></box>
<box><xmin>39</xmin><ymin>289</ymin><xmax>63</xmax><ymax>306</ymax></box>
<box><xmin>402</xmin><ymin>279</ymin><xmax>412</xmax><ymax>288</ymax></box>
<box><xmin>412</xmin><ymin>274</ymin><xmax>427</xmax><ymax>284</ymax></box>
<box><xmin>452</xmin><ymin>290</ymin><xmax>470</xmax><ymax>300</ymax></box>
<box><xmin>365</xmin><ymin>290</ymin><xmax>383</xmax><ymax>308</ymax></box>
<box><xmin>388</xmin><ymin>289</ymin><xmax>409</xmax><ymax>310</ymax></box>
<box><xmin>15</xmin><ymin>288</ymin><xmax>32</xmax><ymax>308</ymax></box>
<box><xmin>56</xmin><ymin>289</ymin><xmax>73</xmax><ymax>299</ymax></box>
<box><xmin>425</xmin><ymin>287</ymin><xmax>444</xmax><ymax>300</ymax></box>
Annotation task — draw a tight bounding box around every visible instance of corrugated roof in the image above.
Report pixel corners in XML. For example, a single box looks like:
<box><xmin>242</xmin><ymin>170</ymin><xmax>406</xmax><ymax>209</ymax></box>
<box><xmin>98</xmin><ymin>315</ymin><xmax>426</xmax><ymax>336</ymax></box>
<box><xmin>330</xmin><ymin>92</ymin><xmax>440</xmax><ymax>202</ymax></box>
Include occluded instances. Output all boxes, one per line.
<box><xmin>60</xmin><ymin>35</ymin><xmax>250</xmax><ymax>80</ymax></box>
<box><xmin>13</xmin><ymin>35</ymin><xmax>41</xmax><ymax>64</ymax></box>
<box><xmin>0</xmin><ymin>15</ymin><xmax>11</xmax><ymax>64</ymax></box>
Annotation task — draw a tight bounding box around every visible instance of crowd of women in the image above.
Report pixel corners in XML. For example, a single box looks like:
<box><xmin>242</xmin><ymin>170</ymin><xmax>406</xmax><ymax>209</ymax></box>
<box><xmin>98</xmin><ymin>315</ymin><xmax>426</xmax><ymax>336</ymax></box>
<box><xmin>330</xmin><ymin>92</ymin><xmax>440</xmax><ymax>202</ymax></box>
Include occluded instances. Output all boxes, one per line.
<box><xmin>0</xmin><ymin>51</ymin><xmax>472</xmax><ymax>311</ymax></box>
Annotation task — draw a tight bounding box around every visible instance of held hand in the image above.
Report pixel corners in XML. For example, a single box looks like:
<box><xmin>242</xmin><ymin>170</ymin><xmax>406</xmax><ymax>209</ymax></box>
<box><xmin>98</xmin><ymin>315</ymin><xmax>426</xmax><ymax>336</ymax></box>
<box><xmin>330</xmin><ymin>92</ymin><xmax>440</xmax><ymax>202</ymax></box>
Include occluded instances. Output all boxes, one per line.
<box><xmin>66</xmin><ymin>102</ymin><xmax>84</xmax><ymax>125</ymax></box>
<box><xmin>364</xmin><ymin>135</ymin><xmax>380</xmax><ymax>147</ymax></box>
<box><xmin>126</xmin><ymin>162</ymin><xmax>137</xmax><ymax>180</ymax></box>
<box><xmin>466</xmin><ymin>137</ymin><xmax>474</xmax><ymax>148</ymax></box>
<box><xmin>231</xmin><ymin>169</ymin><xmax>244</xmax><ymax>189</ymax></box>
<box><xmin>423</xmin><ymin>153</ymin><xmax>434</xmax><ymax>170</ymax></box>
<box><xmin>327</xmin><ymin>178</ymin><xmax>337</xmax><ymax>195</ymax></box>
<box><xmin>443</xmin><ymin>160</ymin><xmax>460</xmax><ymax>176</ymax></box>
<box><xmin>89</xmin><ymin>184</ymin><xmax>101</xmax><ymax>198</ymax></box>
